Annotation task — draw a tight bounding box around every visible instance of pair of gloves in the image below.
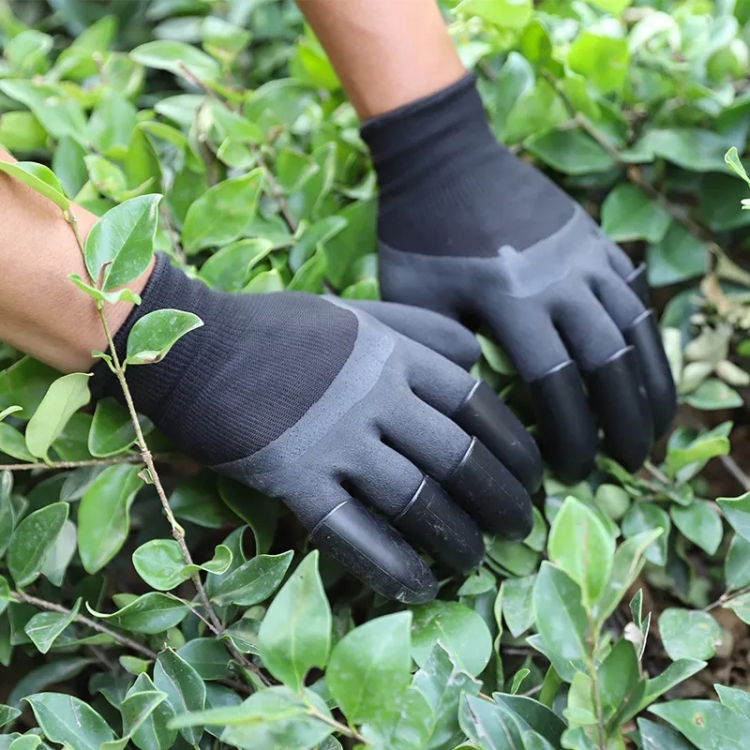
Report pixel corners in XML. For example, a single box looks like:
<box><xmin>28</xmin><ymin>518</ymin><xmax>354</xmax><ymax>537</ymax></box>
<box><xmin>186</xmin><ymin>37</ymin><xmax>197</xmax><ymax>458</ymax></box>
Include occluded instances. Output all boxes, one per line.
<box><xmin>93</xmin><ymin>75</ymin><xmax>676</xmax><ymax>603</ymax></box>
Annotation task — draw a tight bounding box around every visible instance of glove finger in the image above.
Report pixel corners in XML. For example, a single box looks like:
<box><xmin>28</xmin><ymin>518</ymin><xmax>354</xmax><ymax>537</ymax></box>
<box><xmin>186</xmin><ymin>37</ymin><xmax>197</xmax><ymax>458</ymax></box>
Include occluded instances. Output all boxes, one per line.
<box><xmin>382</xmin><ymin>391</ymin><xmax>533</xmax><ymax>540</ymax></box>
<box><xmin>553</xmin><ymin>287</ymin><xmax>653</xmax><ymax>472</ymax></box>
<box><xmin>300</xmin><ymin>480</ymin><xmax>438</xmax><ymax>604</ymax></box>
<box><xmin>603</xmin><ymin>240</ymin><xmax>649</xmax><ymax>305</ymax></box>
<box><xmin>483</xmin><ymin>307</ymin><xmax>598</xmax><ymax>484</ymax></box>
<box><xmin>345</xmin><ymin>439</ymin><xmax>484</xmax><ymax>572</ymax></box>
<box><xmin>404</xmin><ymin>341</ymin><xmax>542</xmax><ymax>493</ymax></box>
<box><xmin>334</xmin><ymin>298</ymin><xmax>481</xmax><ymax>370</ymax></box>
<box><xmin>593</xmin><ymin>272</ymin><xmax>677</xmax><ymax>439</ymax></box>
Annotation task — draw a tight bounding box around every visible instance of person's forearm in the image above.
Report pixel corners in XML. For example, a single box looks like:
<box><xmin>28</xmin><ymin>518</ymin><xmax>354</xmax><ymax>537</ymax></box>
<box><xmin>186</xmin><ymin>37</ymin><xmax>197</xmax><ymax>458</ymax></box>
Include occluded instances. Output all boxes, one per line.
<box><xmin>0</xmin><ymin>149</ymin><xmax>152</xmax><ymax>373</ymax></box>
<box><xmin>296</xmin><ymin>0</ymin><xmax>465</xmax><ymax>119</ymax></box>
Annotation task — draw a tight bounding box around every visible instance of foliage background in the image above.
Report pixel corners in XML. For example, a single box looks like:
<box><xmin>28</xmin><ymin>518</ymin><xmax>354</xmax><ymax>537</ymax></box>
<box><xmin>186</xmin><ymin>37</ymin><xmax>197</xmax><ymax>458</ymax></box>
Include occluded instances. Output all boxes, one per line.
<box><xmin>2</xmin><ymin>0</ymin><xmax>750</xmax><ymax>748</ymax></box>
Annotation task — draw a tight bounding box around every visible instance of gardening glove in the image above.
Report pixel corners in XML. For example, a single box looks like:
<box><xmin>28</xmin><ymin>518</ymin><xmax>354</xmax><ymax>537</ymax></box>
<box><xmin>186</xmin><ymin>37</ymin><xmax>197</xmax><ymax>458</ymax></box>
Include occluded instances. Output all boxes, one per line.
<box><xmin>92</xmin><ymin>253</ymin><xmax>542</xmax><ymax>604</ymax></box>
<box><xmin>362</xmin><ymin>73</ymin><xmax>677</xmax><ymax>484</ymax></box>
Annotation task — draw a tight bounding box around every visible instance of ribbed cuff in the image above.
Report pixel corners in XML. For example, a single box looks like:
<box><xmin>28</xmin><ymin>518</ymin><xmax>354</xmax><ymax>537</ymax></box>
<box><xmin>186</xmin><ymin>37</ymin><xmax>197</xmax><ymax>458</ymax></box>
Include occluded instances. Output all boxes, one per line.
<box><xmin>360</xmin><ymin>73</ymin><xmax>500</xmax><ymax>196</ymax></box>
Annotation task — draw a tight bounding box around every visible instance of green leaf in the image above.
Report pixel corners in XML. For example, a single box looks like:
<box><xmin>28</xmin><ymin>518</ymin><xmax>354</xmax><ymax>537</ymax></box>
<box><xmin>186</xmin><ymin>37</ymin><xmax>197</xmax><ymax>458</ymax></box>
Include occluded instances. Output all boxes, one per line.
<box><xmin>0</xmin><ymin>705</ymin><xmax>20</xmax><ymax>729</ymax></box>
<box><xmin>639</xmin><ymin>659</ymin><xmax>707</xmax><ymax>711</ymax></box>
<box><xmin>548</xmin><ymin>496</ymin><xmax>615</xmax><ymax>608</ymax></box>
<box><xmin>362</xmin><ymin>686</ymin><xmax>434</xmax><ymax>750</ymax></box>
<box><xmin>716</xmin><ymin>684</ymin><xmax>750</xmax><ymax>713</ymax></box>
<box><xmin>459</xmin><ymin>694</ymin><xmax>527</xmax><ymax>750</ymax></box>
<box><xmin>725</xmin><ymin>146</ymin><xmax>750</xmax><ymax>187</ymax></box>
<box><xmin>598</xmin><ymin>639</ymin><xmax>644</xmax><ymax>723</ymax></box>
<box><xmin>84</xmin><ymin>194</ymin><xmax>161</xmax><ymax>290</ymax></box>
<box><xmin>258</xmin><ymin>551</ymin><xmax>331</xmax><ymax>691</ymax></box>
<box><xmin>650</xmin><ymin>699</ymin><xmax>750</xmax><ymax>749</ymax></box>
<box><xmin>533</xmin><ymin>562</ymin><xmax>589</xmax><ymax>661</ymax></box>
<box><xmin>587</xmin><ymin>0</ymin><xmax>631</xmax><ymax>13</ymax></box>
<box><xmin>69</xmin><ymin>274</ymin><xmax>143</xmax><ymax>306</ymax></box>
<box><xmin>411</xmin><ymin>600</ymin><xmax>492</xmax><ymax>677</ymax></box>
<box><xmin>130</xmin><ymin>40</ymin><xmax>222</xmax><ymax>82</ymax></box>
<box><xmin>526</xmin><ymin>129</ymin><xmax>617</xmax><ymax>175</ymax></box>
<box><xmin>125</xmin><ymin>309</ymin><xmax>203</xmax><ymax>365</ymax></box>
<box><xmin>671</xmin><ymin>501</ymin><xmax>723</xmax><ymax>555</ymax></box>
<box><xmin>24</xmin><ymin>693</ymin><xmax>115</xmax><ymax>750</ymax></box>
<box><xmin>198</xmin><ymin>239</ymin><xmax>275</xmax><ymax>292</ymax></box>
<box><xmin>127</xmin><ymin>674</ymin><xmax>177</xmax><ymax>750</ymax></box>
<box><xmin>8</xmin><ymin>503</ymin><xmax>69</xmax><ymax>587</ymax></box>
<box><xmin>493</xmin><ymin>694</ymin><xmax>566</xmax><ymax>747</ymax></box>
<box><xmin>218</xmin><ymin>477</ymin><xmax>279</xmax><ymax>554</ymax></box>
<box><xmin>456</xmin><ymin>0</ymin><xmax>532</xmax><ymax>29</ymax></box>
<box><xmin>133</xmin><ymin>539</ymin><xmax>232</xmax><ymax>591</ymax></box>
<box><xmin>601</xmin><ymin>184</ymin><xmax>671</xmax><ymax>243</ymax></box>
<box><xmin>622</xmin><ymin>503</ymin><xmax>670</xmax><ymax>565</ymax></box>
<box><xmin>77</xmin><ymin>464</ymin><xmax>143</xmax><ymax>573</ymax></box>
<box><xmin>647</xmin><ymin>222</ymin><xmax>709</xmax><ymax>287</ymax></box>
<box><xmin>181</xmin><ymin>170</ymin><xmax>264</xmax><ymax>254</ymax></box>
<box><xmin>0</xmin><ymin>162</ymin><xmax>69</xmax><ymax>210</ymax></box>
<box><xmin>0</xmin><ymin>577</ymin><xmax>10</xmax><ymax>618</ymax></box>
<box><xmin>154</xmin><ymin>649</ymin><xmax>206</xmax><ymax>745</ymax></box>
<box><xmin>0</xmin><ymin>423</ymin><xmax>35</xmax><ymax>463</ymax></box>
<box><xmin>41</xmin><ymin>519</ymin><xmax>77</xmax><ymax>587</ymax></box>
<box><xmin>170</xmin><ymin>686</ymin><xmax>333</xmax><ymax>750</ymax></box>
<box><xmin>568</xmin><ymin>32</ymin><xmax>630</xmax><ymax>93</ymax></box>
<box><xmin>667</xmin><ymin>424</ymin><xmax>731</xmax><ymax>478</ymax></box>
<box><xmin>718</xmin><ymin>492</ymin><xmax>750</xmax><ymax>542</ymax></box>
<box><xmin>659</xmin><ymin>609</ymin><xmax>723</xmax><ymax>661</ymax></box>
<box><xmin>120</xmin><ymin>690</ymin><xmax>169</xmax><ymax>743</ymax></box>
<box><xmin>25</xmin><ymin>373</ymin><xmax>90</xmax><ymax>461</ymax></box>
<box><xmin>88</xmin><ymin>397</ymin><xmax>146</xmax><ymax>458</ymax></box>
<box><xmin>0</xmin><ymin>81</ymin><xmax>87</xmax><ymax>144</ymax></box>
<box><xmin>637</xmin><ymin>129</ymin><xmax>735</xmax><ymax>173</ymax></box>
<box><xmin>683</xmin><ymin>378</ymin><xmax>743</xmax><ymax>410</ymax></box>
<box><xmin>726</xmin><ymin>534</ymin><xmax>750</xmax><ymax>591</ymax></box>
<box><xmin>25</xmin><ymin>599</ymin><xmax>80</xmax><ymax>654</ymax></box>
<box><xmin>638</xmin><ymin>718</ymin><xmax>697</xmax><ymax>750</ymax></box>
<box><xmin>211</xmin><ymin>551</ymin><xmax>293</xmax><ymax>606</ymax></box>
<box><xmin>88</xmin><ymin>593</ymin><xmax>189</xmax><ymax>634</ymax></box>
<box><xmin>327</xmin><ymin>612</ymin><xmax>412</xmax><ymax>725</ymax></box>
<box><xmin>412</xmin><ymin>643</ymin><xmax>481</xmax><ymax>749</ymax></box>
<box><xmin>177</xmin><ymin>639</ymin><xmax>231</xmax><ymax>681</ymax></box>
<box><xmin>0</xmin><ymin>472</ymin><xmax>14</xmax><ymax>558</ymax></box>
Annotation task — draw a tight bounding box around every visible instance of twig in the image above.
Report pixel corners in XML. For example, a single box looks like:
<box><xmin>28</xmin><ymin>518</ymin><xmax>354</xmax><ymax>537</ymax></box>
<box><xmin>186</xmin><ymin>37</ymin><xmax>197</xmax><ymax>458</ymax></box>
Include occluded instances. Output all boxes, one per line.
<box><xmin>539</xmin><ymin>69</ymin><xmax>723</xmax><ymax>253</ymax></box>
<box><xmin>719</xmin><ymin>453</ymin><xmax>750</xmax><ymax>493</ymax></box>
<box><xmin>178</xmin><ymin>66</ymin><xmax>298</xmax><ymax>235</ymax></box>
<box><xmin>644</xmin><ymin>460</ymin><xmax>671</xmax><ymax>486</ymax></box>
<box><xmin>0</xmin><ymin>454</ymin><xmax>177</xmax><ymax>472</ymax></box>
<box><xmin>66</xmin><ymin>193</ymin><xmax>269</xmax><ymax>687</ymax></box>
<box><xmin>12</xmin><ymin>591</ymin><xmax>157</xmax><ymax>660</ymax></box>
<box><xmin>706</xmin><ymin>583</ymin><xmax>750</xmax><ymax>611</ymax></box>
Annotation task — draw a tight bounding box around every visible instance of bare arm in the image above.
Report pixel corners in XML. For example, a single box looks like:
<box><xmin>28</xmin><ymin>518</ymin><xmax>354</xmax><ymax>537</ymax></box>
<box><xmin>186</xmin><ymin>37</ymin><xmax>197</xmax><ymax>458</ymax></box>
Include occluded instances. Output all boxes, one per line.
<box><xmin>0</xmin><ymin>149</ymin><xmax>152</xmax><ymax>373</ymax></box>
<box><xmin>296</xmin><ymin>0</ymin><xmax>465</xmax><ymax>119</ymax></box>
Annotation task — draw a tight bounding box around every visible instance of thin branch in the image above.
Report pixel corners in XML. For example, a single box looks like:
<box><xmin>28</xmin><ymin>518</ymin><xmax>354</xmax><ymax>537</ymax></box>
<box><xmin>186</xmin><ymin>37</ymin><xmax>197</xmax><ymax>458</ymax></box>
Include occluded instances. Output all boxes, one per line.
<box><xmin>719</xmin><ymin>452</ymin><xmax>750</xmax><ymax>493</ymax></box>
<box><xmin>12</xmin><ymin>591</ymin><xmax>157</xmax><ymax>660</ymax></box>
<box><xmin>66</xmin><ymin>194</ymin><xmax>269</xmax><ymax>687</ymax></box>
<box><xmin>0</xmin><ymin>454</ymin><xmax>177</xmax><ymax>472</ymax></box>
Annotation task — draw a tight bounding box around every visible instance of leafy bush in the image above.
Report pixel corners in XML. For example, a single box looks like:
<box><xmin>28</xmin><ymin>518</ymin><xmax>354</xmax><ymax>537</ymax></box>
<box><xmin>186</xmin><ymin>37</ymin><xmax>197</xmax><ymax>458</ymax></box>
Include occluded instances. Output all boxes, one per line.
<box><xmin>1</xmin><ymin>1</ymin><xmax>750</xmax><ymax>748</ymax></box>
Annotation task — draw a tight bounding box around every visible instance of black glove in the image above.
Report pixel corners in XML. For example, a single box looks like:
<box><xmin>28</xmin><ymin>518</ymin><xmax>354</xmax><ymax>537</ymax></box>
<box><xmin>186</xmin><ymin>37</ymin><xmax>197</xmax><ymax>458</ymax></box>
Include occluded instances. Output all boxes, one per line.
<box><xmin>362</xmin><ymin>73</ymin><xmax>677</xmax><ymax>484</ymax></box>
<box><xmin>93</xmin><ymin>254</ymin><xmax>542</xmax><ymax>603</ymax></box>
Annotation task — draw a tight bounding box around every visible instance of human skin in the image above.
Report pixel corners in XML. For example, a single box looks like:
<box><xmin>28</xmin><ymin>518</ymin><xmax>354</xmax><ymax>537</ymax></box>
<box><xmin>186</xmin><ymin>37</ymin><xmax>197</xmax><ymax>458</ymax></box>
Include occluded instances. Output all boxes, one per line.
<box><xmin>295</xmin><ymin>0</ymin><xmax>466</xmax><ymax>119</ymax></box>
<box><xmin>0</xmin><ymin>148</ymin><xmax>153</xmax><ymax>373</ymax></box>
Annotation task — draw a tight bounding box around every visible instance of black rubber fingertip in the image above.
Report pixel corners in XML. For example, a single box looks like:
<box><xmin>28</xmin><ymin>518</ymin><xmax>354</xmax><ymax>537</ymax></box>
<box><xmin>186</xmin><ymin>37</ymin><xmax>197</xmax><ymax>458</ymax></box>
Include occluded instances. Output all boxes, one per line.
<box><xmin>444</xmin><ymin>438</ymin><xmax>533</xmax><ymax>541</ymax></box>
<box><xmin>453</xmin><ymin>381</ymin><xmax>543</xmax><ymax>494</ymax></box>
<box><xmin>588</xmin><ymin>346</ymin><xmax>653</xmax><ymax>472</ymax></box>
<box><xmin>529</xmin><ymin>362</ymin><xmax>597</xmax><ymax>484</ymax></box>
<box><xmin>625</xmin><ymin>264</ymin><xmax>649</xmax><ymax>306</ymax></box>
<box><xmin>310</xmin><ymin>501</ymin><xmax>438</xmax><ymax>604</ymax></box>
<box><xmin>394</xmin><ymin>478</ymin><xmax>484</xmax><ymax>572</ymax></box>
<box><xmin>625</xmin><ymin>310</ymin><xmax>677</xmax><ymax>439</ymax></box>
